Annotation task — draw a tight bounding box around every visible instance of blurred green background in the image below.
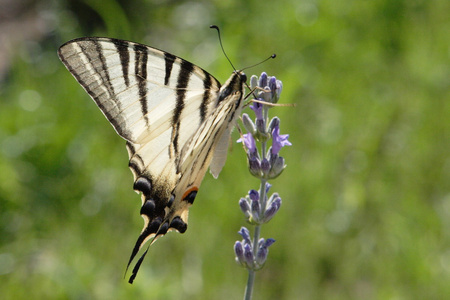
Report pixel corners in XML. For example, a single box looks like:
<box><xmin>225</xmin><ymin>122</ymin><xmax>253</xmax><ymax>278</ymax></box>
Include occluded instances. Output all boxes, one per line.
<box><xmin>1</xmin><ymin>0</ymin><xmax>449</xmax><ymax>299</ymax></box>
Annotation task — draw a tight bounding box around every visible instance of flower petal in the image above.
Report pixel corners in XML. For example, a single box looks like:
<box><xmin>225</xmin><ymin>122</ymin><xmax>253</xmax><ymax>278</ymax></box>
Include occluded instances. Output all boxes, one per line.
<box><xmin>271</xmin><ymin>125</ymin><xmax>292</xmax><ymax>155</ymax></box>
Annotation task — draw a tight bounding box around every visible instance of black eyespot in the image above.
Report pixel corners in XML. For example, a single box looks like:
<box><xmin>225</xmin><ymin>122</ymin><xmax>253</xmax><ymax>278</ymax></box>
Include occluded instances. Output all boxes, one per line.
<box><xmin>133</xmin><ymin>177</ymin><xmax>152</xmax><ymax>196</ymax></box>
<box><xmin>140</xmin><ymin>199</ymin><xmax>156</xmax><ymax>216</ymax></box>
<box><xmin>148</xmin><ymin>217</ymin><xmax>162</xmax><ymax>233</ymax></box>
<box><xmin>170</xmin><ymin>216</ymin><xmax>187</xmax><ymax>233</ymax></box>
<box><xmin>183</xmin><ymin>190</ymin><xmax>197</xmax><ymax>204</ymax></box>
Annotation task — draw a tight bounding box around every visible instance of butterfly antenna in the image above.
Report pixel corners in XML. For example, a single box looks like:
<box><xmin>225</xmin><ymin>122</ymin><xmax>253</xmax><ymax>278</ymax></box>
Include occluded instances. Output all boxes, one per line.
<box><xmin>241</xmin><ymin>54</ymin><xmax>277</xmax><ymax>72</ymax></box>
<box><xmin>210</xmin><ymin>25</ymin><xmax>237</xmax><ymax>71</ymax></box>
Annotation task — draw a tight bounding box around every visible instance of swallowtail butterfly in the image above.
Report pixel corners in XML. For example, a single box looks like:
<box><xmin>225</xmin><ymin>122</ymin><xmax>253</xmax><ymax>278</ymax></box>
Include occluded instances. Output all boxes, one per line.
<box><xmin>58</xmin><ymin>36</ymin><xmax>247</xmax><ymax>282</ymax></box>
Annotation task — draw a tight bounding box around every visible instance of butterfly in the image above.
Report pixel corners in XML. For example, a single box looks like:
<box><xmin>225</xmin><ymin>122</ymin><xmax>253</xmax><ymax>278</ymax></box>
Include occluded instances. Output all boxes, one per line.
<box><xmin>58</xmin><ymin>37</ymin><xmax>247</xmax><ymax>283</ymax></box>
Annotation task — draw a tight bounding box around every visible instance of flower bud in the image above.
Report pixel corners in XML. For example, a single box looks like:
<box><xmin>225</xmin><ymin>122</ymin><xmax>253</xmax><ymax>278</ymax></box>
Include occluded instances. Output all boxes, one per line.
<box><xmin>251</xmin><ymin>197</ymin><xmax>260</xmax><ymax>221</ymax></box>
<box><xmin>263</xmin><ymin>195</ymin><xmax>282</xmax><ymax>222</ymax></box>
<box><xmin>268</xmin><ymin>117</ymin><xmax>280</xmax><ymax>134</ymax></box>
<box><xmin>256</xmin><ymin>119</ymin><xmax>266</xmax><ymax>137</ymax></box>
<box><xmin>238</xmin><ymin>227</ymin><xmax>252</xmax><ymax>245</ymax></box>
<box><xmin>244</xmin><ymin>243</ymin><xmax>254</xmax><ymax>267</ymax></box>
<box><xmin>250</xmin><ymin>75</ymin><xmax>258</xmax><ymax>90</ymax></box>
<box><xmin>258</xmin><ymin>72</ymin><xmax>268</xmax><ymax>88</ymax></box>
<box><xmin>239</xmin><ymin>198</ymin><xmax>251</xmax><ymax>218</ymax></box>
<box><xmin>248</xmin><ymin>154</ymin><xmax>262</xmax><ymax>177</ymax></box>
<box><xmin>234</xmin><ymin>241</ymin><xmax>246</xmax><ymax>266</ymax></box>
<box><xmin>248</xmin><ymin>190</ymin><xmax>259</xmax><ymax>201</ymax></box>
<box><xmin>269</xmin><ymin>156</ymin><xmax>286</xmax><ymax>179</ymax></box>
<box><xmin>261</xmin><ymin>158</ymin><xmax>271</xmax><ymax>175</ymax></box>
<box><xmin>242</xmin><ymin>113</ymin><xmax>257</xmax><ymax>135</ymax></box>
<box><xmin>255</xmin><ymin>238</ymin><xmax>275</xmax><ymax>267</ymax></box>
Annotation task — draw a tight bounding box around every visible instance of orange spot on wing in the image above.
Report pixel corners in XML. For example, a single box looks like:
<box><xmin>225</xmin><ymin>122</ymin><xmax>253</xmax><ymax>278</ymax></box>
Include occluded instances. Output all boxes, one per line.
<box><xmin>182</xmin><ymin>186</ymin><xmax>198</xmax><ymax>201</ymax></box>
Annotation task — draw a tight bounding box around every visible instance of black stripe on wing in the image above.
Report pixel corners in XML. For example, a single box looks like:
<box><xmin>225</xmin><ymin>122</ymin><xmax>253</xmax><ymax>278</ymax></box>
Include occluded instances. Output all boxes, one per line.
<box><xmin>59</xmin><ymin>40</ymin><xmax>135</xmax><ymax>139</ymax></box>
<box><xmin>164</xmin><ymin>52</ymin><xmax>176</xmax><ymax>86</ymax></box>
<box><xmin>200</xmin><ymin>70</ymin><xmax>213</xmax><ymax>123</ymax></box>
<box><xmin>134</xmin><ymin>44</ymin><xmax>150</xmax><ymax>126</ymax></box>
<box><xmin>170</xmin><ymin>59</ymin><xmax>194</xmax><ymax>156</ymax></box>
<box><xmin>114</xmin><ymin>40</ymin><xmax>131</xmax><ymax>87</ymax></box>
<box><xmin>93</xmin><ymin>40</ymin><xmax>117</xmax><ymax>98</ymax></box>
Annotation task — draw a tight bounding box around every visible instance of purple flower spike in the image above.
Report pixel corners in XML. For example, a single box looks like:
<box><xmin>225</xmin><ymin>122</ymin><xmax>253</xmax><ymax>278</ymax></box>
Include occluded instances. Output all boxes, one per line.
<box><xmin>234</xmin><ymin>72</ymin><xmax>287</xmax><ymax>294</ymax></box>
<box><xmin>271</xmin><ymin>125</ymin><xmax>292</xmax><ymax>155</ymax></box>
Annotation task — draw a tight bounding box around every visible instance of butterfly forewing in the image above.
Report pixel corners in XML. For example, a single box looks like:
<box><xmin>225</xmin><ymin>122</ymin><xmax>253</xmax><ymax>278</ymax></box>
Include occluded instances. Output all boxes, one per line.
<box><xmin>58</xmin><ymin>37</ymin><xmax>246</xmax><ymax>283</ymax></box>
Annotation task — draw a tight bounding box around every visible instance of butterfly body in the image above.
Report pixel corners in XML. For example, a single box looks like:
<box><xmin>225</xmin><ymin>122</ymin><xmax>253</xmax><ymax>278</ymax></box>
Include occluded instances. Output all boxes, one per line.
<box><xmin>58</xmin><ymin>37</ymin><xmax>246</xmax><ymax>282</ymax></box>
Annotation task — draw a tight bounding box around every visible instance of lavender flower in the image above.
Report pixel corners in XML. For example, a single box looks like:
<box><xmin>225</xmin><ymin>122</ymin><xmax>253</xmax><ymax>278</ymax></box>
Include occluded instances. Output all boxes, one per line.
<box><xmin>271</xmin><ymin>125</ymin><xmax>292</xmax><ymax>155</ymax></box>
<box><xmin>238</xmin><ymin>133</ymin><xmax>257</xmax><ymax>155</ymax></box>
<box><xmin>234</xmin><ymin>72</ymin><xmax>290</xmax><ymax>300</ymax></box>
<box><xmin>238</xmin><ymin>184</ymin><xmax>282</xmax><ymax>224</ymax></box>
<box><xmin>250</xmin><ymin>102</ymin><xmax>266</xmax><ymax>136</ymax></box>
<box><xmin>250</xmin><ymin>102</ymin><xmax>264</xmax><ymax>121</ymax></box>
<box><xmin>235</xmin><ymin>226</ymin><xmax>276</xmax><ymax>270</ymax></box>
<box><xmin>255</xmin><ymin>238</ymin><xmax>276</xmax><ymax>266</ymax></box>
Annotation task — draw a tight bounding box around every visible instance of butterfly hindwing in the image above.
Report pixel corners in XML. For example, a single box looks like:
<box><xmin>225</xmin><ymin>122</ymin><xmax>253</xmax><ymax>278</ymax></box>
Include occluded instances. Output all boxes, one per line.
<box><xmin>58</xmin><ymin>37</ymin><xmax>246</xmax><ymax>282</ymax></box>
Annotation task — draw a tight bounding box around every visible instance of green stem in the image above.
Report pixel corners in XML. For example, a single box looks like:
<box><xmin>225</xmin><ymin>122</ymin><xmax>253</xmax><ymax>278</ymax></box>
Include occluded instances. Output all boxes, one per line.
<box><xmin>244</xmin><ymin>262</ymin><xmax>255</xmax><ymax>300</ymax></box>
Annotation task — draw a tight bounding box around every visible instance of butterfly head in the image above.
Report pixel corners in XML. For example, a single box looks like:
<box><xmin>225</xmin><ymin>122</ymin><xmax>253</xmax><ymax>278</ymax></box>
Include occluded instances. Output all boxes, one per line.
<box><xmin>218</xmin><ymin>71</ymin><xmax>247</xmax><ymax>103</ymax></box>
<box><xmin>236</xmin><ymin>71</ymin><xmax>247</xmax><ymax>83</ymax></box>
